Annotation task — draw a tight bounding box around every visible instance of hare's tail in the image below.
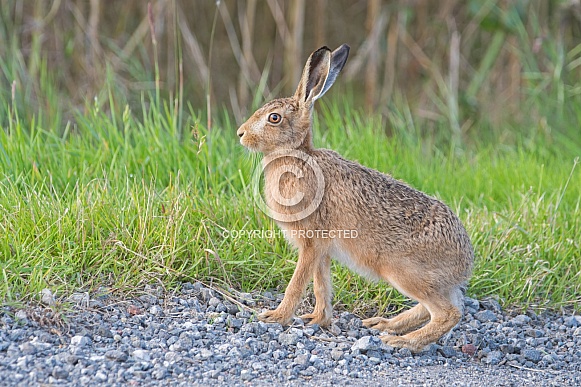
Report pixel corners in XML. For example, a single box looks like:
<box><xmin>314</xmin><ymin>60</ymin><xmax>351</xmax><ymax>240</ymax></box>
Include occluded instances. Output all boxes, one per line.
<box><xmin>438</xmin><ymin>283</ymin><xmax>468</xmax><ymax>345</ymax></box>
<box><xmin>452</xmin><ymin>282</ymin><xmax>468</xmax><ymax>316</ymax></box>
<box><xmin>459</xmin><ymin>281</ymin><xmax>468</xmax><ymax>298</ymax></box>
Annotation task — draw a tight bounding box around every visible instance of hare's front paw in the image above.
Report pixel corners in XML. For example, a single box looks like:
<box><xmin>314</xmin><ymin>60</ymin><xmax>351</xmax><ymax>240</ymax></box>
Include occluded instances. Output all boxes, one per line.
<box><xmin>300</xmin><ymin>312</ymin><xmax>331</xmax><ymax>327</ymax></box>
<box><xmin>258</xmin><ymin>309</ymin><xmax>292</xmax><ymax>326</ymax></box>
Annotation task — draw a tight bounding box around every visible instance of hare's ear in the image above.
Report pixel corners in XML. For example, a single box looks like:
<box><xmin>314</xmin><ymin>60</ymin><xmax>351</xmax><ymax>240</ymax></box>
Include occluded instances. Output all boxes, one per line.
<box><xmin>294</xmin><ymin>46</ymin><xmax>332</xmax><ymax>107</ymax></box>
<box><xmin>319</xmin><ymin>44</ymin><xmax>350</xmax><ymax>98</ymax></box>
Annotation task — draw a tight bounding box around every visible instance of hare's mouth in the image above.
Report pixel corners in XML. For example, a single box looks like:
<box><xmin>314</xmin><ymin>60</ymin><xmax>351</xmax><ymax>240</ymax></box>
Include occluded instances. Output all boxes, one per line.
<box><xmin>239</xmin><ymin>137</ymin><xmax>259</xmax><ymax>152</ymax></box>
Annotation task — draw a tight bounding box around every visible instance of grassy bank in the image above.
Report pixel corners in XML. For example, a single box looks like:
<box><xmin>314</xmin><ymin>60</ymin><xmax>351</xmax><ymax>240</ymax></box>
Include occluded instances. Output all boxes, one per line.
<box><xmin>1</xmin><ymin>89</ymin><xmax>580</xmax><ymax>314</ymax></box>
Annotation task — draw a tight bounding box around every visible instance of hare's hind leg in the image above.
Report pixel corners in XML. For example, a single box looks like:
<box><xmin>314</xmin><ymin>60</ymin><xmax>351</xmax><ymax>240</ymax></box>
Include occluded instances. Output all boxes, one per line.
<box><xmin>381</xmin><ymin>287</ymin><xmax>463</xmax><ymax>353</ymax></box>
<box><xmin>362</xmin><ymin>303</ymin><xmax>430</xmax><ymax>335</ymax></box>
<box><xmin>300</xmin><ymin>254</ymin><xmax>333</xmax><ymax>327</ymax></box>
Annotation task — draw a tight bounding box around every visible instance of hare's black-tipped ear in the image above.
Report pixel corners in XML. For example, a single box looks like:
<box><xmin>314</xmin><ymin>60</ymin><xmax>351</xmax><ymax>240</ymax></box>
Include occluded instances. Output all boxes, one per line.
<box><xmin>319</xmin><ymin>44</ymin><xmax>350</xmax><ymax>97</ymax></box>
<box><xmin>294</xmin><ymin>46</ymin><xmax>332</xmax><ymax>107</ymax></box>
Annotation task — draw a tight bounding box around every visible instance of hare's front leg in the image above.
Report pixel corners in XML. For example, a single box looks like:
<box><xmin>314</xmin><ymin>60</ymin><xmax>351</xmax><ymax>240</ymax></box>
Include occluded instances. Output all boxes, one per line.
<box><xmin>259</xmin><ymin>243</ymin><xmax>321</xmax><ymax>326</ymax></box>
<box><xmin>300</xmin><ymin>254</ymin><xmax>332</xmax><ymax>327</ymax></box>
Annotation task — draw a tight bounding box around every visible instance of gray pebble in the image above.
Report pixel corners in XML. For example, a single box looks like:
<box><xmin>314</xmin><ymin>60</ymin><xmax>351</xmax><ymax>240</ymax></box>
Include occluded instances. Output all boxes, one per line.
<box><xmin>329</xmin><ymin>324</ymin><xmax>342</xmax><ymax>336</ymax></box>
<box><xmin>240</xmin><ymin>369</ymin><xmax>254</xmax><ymax>380</ymax></box>
<box><xmin>511</xmin><ymin>315</ymin><xmax>531</xmax><ymax>326</ymax></box>
<box><xmin>525</xmin><ymin>329</ymin><xmax>544</xmax><ymax>338</ymax></box>
<box><xmin>200</xmin><ymin>348</ymin><xmax>213</xmax><ymax>359</ymax></box>
<box><xmin>485</xmin><ymin>350</ymin><xmax>503</xmax><ymax>365</ymax></box>
<box><xmin>564</xmin><ymin>316</ymin><xmax>581</xmax><ymax>328</ymax></box>
<box><xmin>239</xmin><ymin>293</ymin><xmax>255</xmax><ymax>306</ymax></box>
<box><xmin>66</xmin><ymin>355</ymin><xmax>79</xmax><ymax>365</ymax></box>
<box><xmin>542</xmin><ymin>354</ymin><xmax>555</xmax><ymax>363</ymax></box>
<box><xmin>208</xmin><ymin>297</ymin><xmax>221</xmax><ymax>307</ymax></box>
<box><xmin>132</xmin><ymin>349</ymin><xmax>150</xmax><ymax>361</ymax></box>
<box><xmin>95</xmin><ymin>371</ymin><xmax>108</xmax><ymax>382</ymax></box>
<box><xmin>70</xmin><ymin>335</ymin><xmax>91</xmax><ymax>347</ymax></box>
<box><xmin>105</xmin><ymin>349</ymin><xmax>128</xmax><ymax>362</ymax></box>
<box><xmin>19</xmin><ymin>342</ymin><xmax>37</xmax><ymax>355</ymax></box>
<box><xmin>438</xmin><ymin>345</ymin><xmax>459</xmax><ymax>358</ymax></box>
<box><xmin>294</xmin><ymin>353</ymin><xmax>310</xmax><ymax>366</ymax></box>
<box><xmin>170</xmin><ymin>337</ymin><xmax>193</xmax><ymax>352</ymax></box>
<box><xmin>165</xmin><ymin>351</ymin><xmax>182</xmax><ymax>363</ymax></box>
<box><xmin>278</xmin><ymin>333</ymin><xmax>299</xmax><ymax>346</ymax></box>
<box><xmin>481</xmin><ymin>298</ymin><xmax>503</xmax><ymax>313</ymax></box>
<box><xmin>227</xmin><ymin>317</ymin><xmax>243</xmax><ymax>329</ymax></box>
<box><xmin>522</xmin><ymin>349</ymin><xmax>542</xmax><ymax>363</ymax></box>
<box><xmin>331</xmin><ymin>349</ymin><xmax>344</xmax><ymax>361</ymax></box>
<box><xmin>96</xmin><ymin>326</ymin><xmax>114</xmax><ymax>338</ymax></box>
<box><xmin>152</xmin><ymin>367</ymin><xmax>167</xmax><ymax>380</ymax></box>
<box><xmin>475</xmin><ymin>310</ymin><xmax>498</xmax><ymax>323</ymax></box>
<box><xmin>464</xmin><ymin>297</ymin><xmax>480</xmax><ymax>312</ymax></box>
<box><xmin>351</xmin><ymin>336</ymin><xmax>382</xmax><ymax>353</ymax></box>
<box><xmin>226</xmin><ymin>303</ymin><xmax>239</xmax><ymax>315</ymax></box>
<box><xmin>398</xmin><ymin>348</ymin><xmax>412</xmax><ymax>357</ymax></box>
<box><xmin>272</xmin><ymin>349</ymin><xmax>286</xmax><ymax>360</ymax></box>
<box><xmin>52</xmin><ymin>366</ymin><xmax>69</xmax><ymax>380</ymax></box>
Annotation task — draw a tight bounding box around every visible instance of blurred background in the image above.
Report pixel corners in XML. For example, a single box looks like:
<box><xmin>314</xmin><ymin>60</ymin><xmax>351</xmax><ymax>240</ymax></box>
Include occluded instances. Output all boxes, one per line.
<box><xmin>1</xmin><ymin>0</ymin><xmax>580</xmax><ymax>141</ymax></box>
<box><xmin>1</xmin><ymin>1</ymin><xmax>581</xmax><ymax>309</ymax></box>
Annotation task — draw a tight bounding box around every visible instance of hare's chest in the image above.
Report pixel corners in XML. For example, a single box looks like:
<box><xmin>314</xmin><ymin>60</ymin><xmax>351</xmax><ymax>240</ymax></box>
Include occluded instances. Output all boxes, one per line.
<box><xmin>264</xmin><ymin>177</ymin><xmax>300</xmax><ymax>206</ymax></box>
<box><xmin>263</xmin><ymin>171</ymin><xmax>316</xmax><ymax>216</ymax></box>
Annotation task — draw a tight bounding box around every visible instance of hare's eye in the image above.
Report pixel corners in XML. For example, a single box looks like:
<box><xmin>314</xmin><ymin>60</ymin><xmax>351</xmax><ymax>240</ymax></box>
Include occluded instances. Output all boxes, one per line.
<box><xmin>268</xmin><ymin>113</ymin><xmax>282</xmax><ymax>124</ymax></box>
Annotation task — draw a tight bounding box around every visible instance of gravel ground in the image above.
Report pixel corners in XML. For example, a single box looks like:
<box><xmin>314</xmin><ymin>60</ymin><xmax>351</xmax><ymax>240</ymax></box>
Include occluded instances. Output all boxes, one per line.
<box><xmin>1</xmin><ymin>282</ymin><xmax>580</xmax><ymax>386</ymax></box>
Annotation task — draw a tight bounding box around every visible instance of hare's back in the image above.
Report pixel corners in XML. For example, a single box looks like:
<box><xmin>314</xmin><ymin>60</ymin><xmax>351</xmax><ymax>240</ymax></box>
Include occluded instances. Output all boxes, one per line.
<box><xmin>315</xmin><ymin>150</ymin><xmax>469</xmax><ymax>248</ymax></box>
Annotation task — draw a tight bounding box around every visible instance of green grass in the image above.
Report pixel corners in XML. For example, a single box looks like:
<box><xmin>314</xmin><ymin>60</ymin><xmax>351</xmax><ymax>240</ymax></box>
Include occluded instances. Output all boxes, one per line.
<box><xmin>1</xmin><ymin>87</ymin><xmax>580</xmax><ymax>315</ymax></box>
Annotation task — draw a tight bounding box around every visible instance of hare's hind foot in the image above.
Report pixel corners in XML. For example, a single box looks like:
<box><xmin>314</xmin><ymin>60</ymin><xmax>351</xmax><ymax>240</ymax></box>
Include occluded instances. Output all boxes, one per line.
<box><xmin>379</xmin><ymin>303</ymin><xmax>462</xmax><ymax>353</ymax></box>
<box><xmin>362</xmin><ymin>317</ymin><xmax>393</xmax><ymax>331</ymax></box>
<box><xmin>362</xmin><ymin>304</ymin><xmax>430</xmax><ymax>335</ymax></box>
<box><xmin>380</xmin><ymin>335</ymin><xmax>424</xmax><ymax>353</ymax></box>
<box><xmin>300</xmin><ymin>312</ymin><xmax>331</xmax><ymax>327</ymax></box>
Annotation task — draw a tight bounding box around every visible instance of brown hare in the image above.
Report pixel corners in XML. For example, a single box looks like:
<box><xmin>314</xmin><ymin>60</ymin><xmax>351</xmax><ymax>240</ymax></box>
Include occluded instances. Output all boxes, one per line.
<box><xmin>236</xmin><ymin>44</ymin><xmax>473</xmax><ymax>352</ymax></box>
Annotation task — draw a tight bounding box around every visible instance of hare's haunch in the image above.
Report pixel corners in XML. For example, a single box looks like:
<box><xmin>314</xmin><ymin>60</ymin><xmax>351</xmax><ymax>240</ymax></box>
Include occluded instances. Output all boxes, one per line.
<box><xmin>237</xmin><ymin>44</ymin><xmax>473</xmax><ymax>353</ymax></box>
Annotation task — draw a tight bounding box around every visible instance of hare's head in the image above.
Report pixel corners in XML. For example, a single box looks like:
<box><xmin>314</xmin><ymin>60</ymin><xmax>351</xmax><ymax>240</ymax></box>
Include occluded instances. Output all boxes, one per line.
<box><xmin>237</xmin><ymin>44</ymin><xmax>350</xmax><ymax>154</ymax></box>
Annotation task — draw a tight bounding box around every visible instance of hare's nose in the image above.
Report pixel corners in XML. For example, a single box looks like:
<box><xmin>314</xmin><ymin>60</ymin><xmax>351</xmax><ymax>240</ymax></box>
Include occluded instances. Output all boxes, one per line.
<box><xmin>237</xmin><ymin>127</ymin><xmax>245</xmax><ymax>138</ymax></box>
<box><xmin>238</xmin><ymin>131</ymin><xmax>244</xmax><ymax>138</ymax></box>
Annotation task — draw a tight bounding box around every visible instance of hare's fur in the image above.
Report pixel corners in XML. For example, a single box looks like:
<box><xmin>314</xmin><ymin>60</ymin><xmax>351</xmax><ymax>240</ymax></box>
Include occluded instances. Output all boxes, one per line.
<box><xmin>237</xmin><ymin>44</ymin><xmax>473</xmax><ymax>352</ymax></box>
